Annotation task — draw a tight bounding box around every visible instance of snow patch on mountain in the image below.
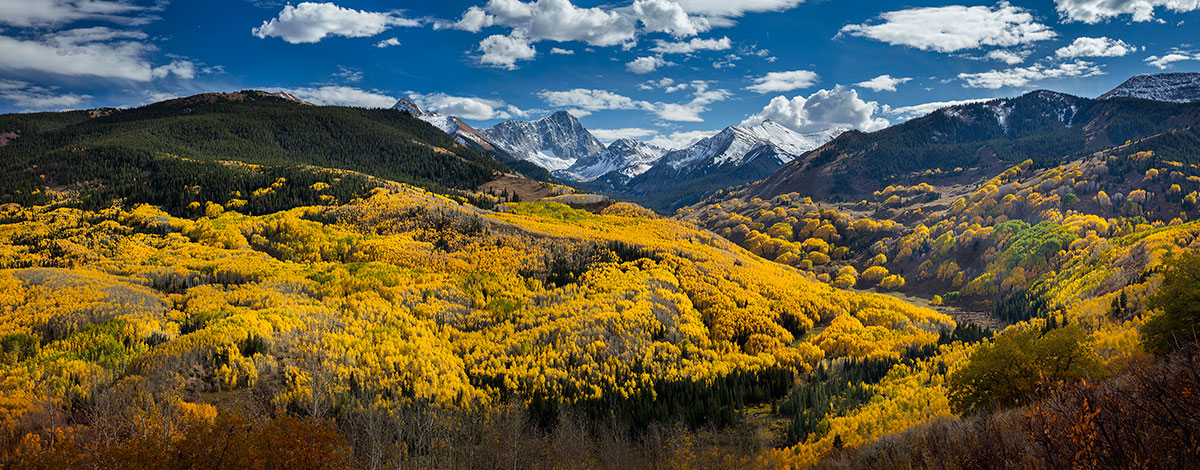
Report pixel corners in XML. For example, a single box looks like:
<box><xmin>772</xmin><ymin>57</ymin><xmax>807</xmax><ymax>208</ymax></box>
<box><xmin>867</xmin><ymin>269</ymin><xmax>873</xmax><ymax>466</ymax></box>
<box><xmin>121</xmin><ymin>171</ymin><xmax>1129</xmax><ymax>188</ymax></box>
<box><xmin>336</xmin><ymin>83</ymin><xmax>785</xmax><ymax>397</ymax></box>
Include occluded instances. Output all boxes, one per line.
<box><xmin>557</xmin><ymin>138</ymin><xmax>667</xmax><ymax>182</ymax></box>
<box><xmin>660</xmin><ymin>121</ymin><xmax>845</xmax><ymax>171</ymax></box>
<box><xmin>1100</xmin><ymin>73</ymin><xmax>1200</xmax><ymax>103</ymax></box>
<box><xmin>481</xmin><ymin>112</ymin><xmax>604</xmax><ymax>172</ymax></box>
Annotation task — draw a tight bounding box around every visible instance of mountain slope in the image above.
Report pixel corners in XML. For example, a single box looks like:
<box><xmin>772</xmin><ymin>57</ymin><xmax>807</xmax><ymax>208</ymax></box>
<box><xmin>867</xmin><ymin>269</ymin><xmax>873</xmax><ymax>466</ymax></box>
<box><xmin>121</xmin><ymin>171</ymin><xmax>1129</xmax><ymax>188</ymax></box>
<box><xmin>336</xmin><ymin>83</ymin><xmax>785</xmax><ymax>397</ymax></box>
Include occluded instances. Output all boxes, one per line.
<box><xmin>392</xmin><ymin>98</ymin><xmax>555</xmax><ymax>182</ymax></box>
<box><xmin>1100</xmin><ymin>72</ymin><xmax>1200</xmax><ymax>103</ymax></box>
<box><xmin>0</xmin><ymin>90</ymin><xmax>511</xmax><ymax>212</ymax></box>
<box><xmin>558</xmin><ymin>138</ymin><xmax>667</xmax><ymax>182</ymax></box>
<box><xmin>749</xmin><ymin>90</ymin><xmax>1200</xmax><ymax>201</ymax></box>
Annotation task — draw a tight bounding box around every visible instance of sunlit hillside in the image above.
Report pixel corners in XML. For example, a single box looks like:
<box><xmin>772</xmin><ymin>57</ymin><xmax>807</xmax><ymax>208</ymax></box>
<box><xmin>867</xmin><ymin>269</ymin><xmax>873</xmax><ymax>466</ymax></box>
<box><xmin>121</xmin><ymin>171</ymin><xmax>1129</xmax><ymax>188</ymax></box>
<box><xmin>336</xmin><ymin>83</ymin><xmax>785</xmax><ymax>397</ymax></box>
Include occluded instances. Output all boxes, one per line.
<box><xmin>0</xmin><ymin>169</ymin><xmax>979</xmax><ymax>466</ymax></box>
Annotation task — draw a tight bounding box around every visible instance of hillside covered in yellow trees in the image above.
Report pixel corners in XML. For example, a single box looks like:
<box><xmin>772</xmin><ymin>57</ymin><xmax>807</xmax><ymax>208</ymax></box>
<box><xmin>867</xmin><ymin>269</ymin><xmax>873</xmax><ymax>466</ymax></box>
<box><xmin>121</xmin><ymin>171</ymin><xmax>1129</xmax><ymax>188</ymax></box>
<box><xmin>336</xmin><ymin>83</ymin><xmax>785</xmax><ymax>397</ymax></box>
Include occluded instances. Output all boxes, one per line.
<box><xmin>2</xmin><ymin>87</ymin><xmax>1200</xmax><ymax>469</ymax></box>
<box><xmin>0</xmin><ymin>176</ymin><xmax>967</xmax><ymax>467</ymax></box>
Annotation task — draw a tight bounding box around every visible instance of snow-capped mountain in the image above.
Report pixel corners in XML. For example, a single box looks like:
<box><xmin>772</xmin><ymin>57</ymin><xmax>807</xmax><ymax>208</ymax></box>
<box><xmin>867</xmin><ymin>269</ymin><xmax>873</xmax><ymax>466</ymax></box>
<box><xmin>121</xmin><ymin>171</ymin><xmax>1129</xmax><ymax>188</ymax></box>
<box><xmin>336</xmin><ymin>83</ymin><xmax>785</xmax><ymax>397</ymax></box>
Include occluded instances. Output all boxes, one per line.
<box><xmin>392</xmin><ymin>98</ymin><xmax>426</xmax><ymax>116</ymax></box>
<box><xmin>481</xmin><ymin>111</ymin><xmax>604</xmax><ymax>171</ymax></box>
<box><xmin>1100</xmin><ymin>73</ymin><xmax>1200</xmax><ymax>103</ymax></box>
<box><xmin>557</xmin><ymin>138</ymin><xmax>667</xmax><ymax>182</ymax></box>
<box><xmin>391</xmin><ymin>98</ymin><xmax>489</xmax><ymax>148</ymax></box>
<box><xmin>658</xmin><ymin>120</ymin><xmax>845</xmax><ymax>171</ymax></box>
<box><xmin>392</xmin><ymin>98</ymin><xmax>500</xmax><ymax>153</ymax></box>
<box><xmin>607</xmin><ymin>121</ymin><xmax>845</xmax><ymax>211</ymax></box>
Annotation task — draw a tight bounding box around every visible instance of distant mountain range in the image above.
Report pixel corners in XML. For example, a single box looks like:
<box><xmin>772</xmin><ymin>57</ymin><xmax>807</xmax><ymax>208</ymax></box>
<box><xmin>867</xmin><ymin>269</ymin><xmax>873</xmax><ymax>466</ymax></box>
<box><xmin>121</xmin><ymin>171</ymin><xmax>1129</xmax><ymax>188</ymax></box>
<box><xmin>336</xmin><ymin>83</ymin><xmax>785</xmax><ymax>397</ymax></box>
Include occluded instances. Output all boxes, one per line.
<box><xmin>749</xmin><ymin>80</ymin><xmax>1200</xmax><ymax>202</ymax></box>
<box><xmin>396</xmin><ymin>98</ymin><xmax>847</xmax><ymax>211</ymax></box>
<box><xmin>6</xmin><ymin>72</ymin><xmax>1200</xmax><ymax>216</ymax></box>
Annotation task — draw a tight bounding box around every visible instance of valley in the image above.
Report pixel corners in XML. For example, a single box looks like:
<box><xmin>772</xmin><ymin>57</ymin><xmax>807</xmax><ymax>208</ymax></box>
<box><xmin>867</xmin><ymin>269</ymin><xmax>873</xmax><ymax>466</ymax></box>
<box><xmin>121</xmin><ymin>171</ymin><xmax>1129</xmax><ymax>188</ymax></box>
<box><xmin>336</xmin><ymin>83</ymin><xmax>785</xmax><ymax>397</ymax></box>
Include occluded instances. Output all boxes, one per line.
<box><xmin>1</xmin><ymin>72</ymin><xmax>1200</xmax><ymax>468</ymax></box>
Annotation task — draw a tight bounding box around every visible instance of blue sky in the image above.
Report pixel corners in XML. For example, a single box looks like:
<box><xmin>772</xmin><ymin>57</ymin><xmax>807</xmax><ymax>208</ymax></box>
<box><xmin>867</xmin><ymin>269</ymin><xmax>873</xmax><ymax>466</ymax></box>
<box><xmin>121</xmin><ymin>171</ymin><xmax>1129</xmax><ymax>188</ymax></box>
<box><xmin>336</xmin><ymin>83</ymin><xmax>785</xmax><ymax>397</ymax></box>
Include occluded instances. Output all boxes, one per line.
<box><xmin>1</xmin><ymin>0</ymin><xmax>1198</xmax><ymax>148</ymax></box>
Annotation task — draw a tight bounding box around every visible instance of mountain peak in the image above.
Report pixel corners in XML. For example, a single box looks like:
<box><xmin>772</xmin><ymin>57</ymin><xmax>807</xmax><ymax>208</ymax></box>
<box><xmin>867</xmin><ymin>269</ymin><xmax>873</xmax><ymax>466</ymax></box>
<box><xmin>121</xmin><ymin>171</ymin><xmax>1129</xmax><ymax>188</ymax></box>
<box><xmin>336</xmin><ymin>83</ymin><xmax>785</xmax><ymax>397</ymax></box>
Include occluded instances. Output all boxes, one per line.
<box><xmin>392</xmin><ymin>98</ymin><xmax>426</xmax><ymax>116</ymax></box>
<box><xmin>1100</xmin><ymin>72</ymin><xmax>1200</xmax><ymax>103</ymax></box>
<box><xmin>481</xmin><ymin>111</ymin><xmax>604</xmax><ymax>171</ymax></box>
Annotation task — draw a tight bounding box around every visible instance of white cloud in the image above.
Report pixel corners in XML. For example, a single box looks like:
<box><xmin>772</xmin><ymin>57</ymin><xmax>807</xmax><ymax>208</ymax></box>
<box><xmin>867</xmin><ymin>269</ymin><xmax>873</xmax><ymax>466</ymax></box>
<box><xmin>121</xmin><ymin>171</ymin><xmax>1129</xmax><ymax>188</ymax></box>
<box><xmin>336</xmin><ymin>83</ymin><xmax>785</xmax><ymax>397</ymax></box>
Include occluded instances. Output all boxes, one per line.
<box><xmin>454</xmin><ymin>0</ymin><xmax>638</xmax><ymax>48</ymax></box>
<box><xmin>651</xmin><ymin>80</ymin><xmax>729</xmax><ymax>121</ymax></box>
<box><xmin>410</xmin><ymin>92</ymin><xmax>511</xmax><ymax>120</ymax></box>
<box><xmin>1145</xmin><ymin>51</ymin><xmax>1200</xmax><ymax>69</ymax></box>
<box><xmin>746</xmin><ymin>70</ymin><xmax>819</xmax><ymax>94</ymax></box>
<box><xmin>151</xmin><ymin>60</ymin><xmax>196</xmax><ymax>80</ymax></box>
<box><xmin>437</xmin><ymin>6</ymin><xmax>494</xmax><ymax>32</ymax></box>
<box><xmin>1054</xmin><ymin>0</ymin><xmax>1200</xmax><ymax>24</ymax></box>
<box><xmin>0</xmin><ymin>0</ymin><xmax>154</xmax><ymax>28</ymax></box>
<box><xmin>840</xmin><ymin>3</ymin><xmax>1056</xmax><ymax>53</ymax></box>
<box><xmin>638</xmin><ymin>77</ymin><xmax>675</xmax><ymax>90</ymax></box>
<box><xmin>985</xmin><ymin>49</ymin><xmax>1031</xmax><ymax>64</ymax></box>
<box><xmin>633</xmin><ymin>0</ymin><xmax>710</xmax><ymax>37</ymax></box>
<box><xmin>538</xmin><ymin>88</ymin><xmax>650</xmax><ymax>111</ymax></box>
<box><xmin>0</xmin><ymin>27</ymin><xmax>193</xmax><ymax>81</ymax></box>
<box><xmin>855</xmin><ymin>74</ymin><xmax>912</xmax><ymax>92</ymax></box>
<box><xmin>886</xmin><ymin>98</ymin><xmax>994</xmax><ymax>119</ymax></box>
<box><xmin>289</xmin><ymin>86</ymin><xmax>398</xmax><ymax>108</ymax></box>
<box><xmin>1056</xmin><ymin>36</ymin><xmax>1134</xmax><ymax>58</ymax></box>
<box><xmin>741</xmin><ymin>86</ymin><xmax>889</xmax><ymax>133</ymax></box>
<box><xmin>537</xmin><ymin>82</ymin><xmax>728</xmax><ymax>122</ymax></box>
<box><xmin>649</xmin><ymin>36</ymin><xmax>732</xmax><ymax>54</ymax></box>
<box><xmin>672</xmin><ymin>0</ymin><xmax>803</xmax><ymax>18</ymax></box>
<box><xmin>252</xmin><ymin>2</ymin><xmax>419</xmax><ymax>44</ymax></box>
<box><xmin>549</xmin><ymin>47</ymin><xmax>574</xmax><ymax>54</ymax></box>
<box><xmin>0</xmin><ymin>79</ymin><xmax>90</xmax><ymax>111</ymax></box>
<box><xmin>645</xmin><ymin>129</ymin><xmax>720</xmax><ymax>149</ymax></box>
<box><xmin>444</xmin><ymin>0</ymin><xmax>740</xmax><ymax>69</ymax></box>
<box><xmin>331</xmin><ymin>65</ymin><xmax>362</xmax><ymax>83</ymax></box>
<box><xmin>589</xmin><ymin>127</ymin><xmax>659</xmax><ymax>143</ymax></box>
<box><xmin>626</xmin><ymin>55</ymin><xmax>669</xmax><ymax>74</ymax></box>
<box><xmin>958</xmin><ymin>60</ymin><xmax>1104</xmax><ymax>89</ymax></box>
<box><xmin>478</xmin><ymin>34</ymin><xmax>537</xmax><ymax>69</ymax></box>
<box><xmin>375</xmin><ymin>37</ymin><xmax>402</xmax><ymax>48</ymax></box>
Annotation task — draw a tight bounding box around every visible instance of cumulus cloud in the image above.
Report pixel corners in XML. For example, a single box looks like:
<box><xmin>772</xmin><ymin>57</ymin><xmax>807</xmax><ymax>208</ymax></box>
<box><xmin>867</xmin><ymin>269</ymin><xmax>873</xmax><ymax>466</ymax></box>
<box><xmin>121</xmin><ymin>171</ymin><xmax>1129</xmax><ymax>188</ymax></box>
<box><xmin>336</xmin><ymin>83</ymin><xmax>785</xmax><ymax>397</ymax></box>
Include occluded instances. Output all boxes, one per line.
<box><xmin>1055</xmin><ymin>36</ymin><xmax>1134</xmax><ymax>58</ymax></box>
<box><xmin>886</xmin><ymin>98</ymin><xmax>994</xmax><ymax>119</ymax></box>
<box><xmin>652</xmin><ymin>80</ymin><xmax>729</xmax><ymax>121</ymax></box>
<box><xmin>0</xmin><ymin>0</ymin><xmax>155</xmax><ymax>28</ymax></box>
<box><xmin>0</xmin><ymin>27</ymin><xmax>194</xmax><ymax>81</ymax></box>
<box><xmin>645</xmin><ymin>129</ymin><xmax>720</xmax><ymax>149</ymax></box>
<box><xmin>633</xmin><ymin>0</ymin><xmax>711</xmax><ymax>37</ymax></box>
<box><xmin>958</xmin><ymin>60</ymin><xmax>1104</xmax><ymax>88</ymax></box>
<box><xmin>443</xmin><ymin>0</ymin><xmax>738</xmax><ymax>69</ymax></box>
<box><xmin>478</xmin><ymin>34</ymin><xmax>537</xmax><ymax>69</ymax></box>
<box><xmin>252</xmin><ymin>2</ymin><xmax>419</xmax><ymax>44</ymax></box>
<box><xmin>448</xmin><ymin>0</ymin><xmax>637</xmax><ymax>48</ymax></box>
<box><xmin>538</xmin><ymin>88</ymin><xmax>650</xmax><ymax>111</ymax></box>
<box><xmin>537</xmin><ymin>82</ymin><xmax>728</xmax><ymax>122</ymax></box>
<box><xmin>855</xmin><ymin>74</ymin><xmax>912</xmax><ymax>92</ymax></box>
<box><xmin>289</xmin><ymin>86</ymin><xmax>398</xmax><ymax>108</ymax></box>
<box><xmin>649</xmin><ymin>36</ymin><xmax>732</xmax><ymax>54</ymax></box>
<box><xmin>375</xmin><ymin>37</ymin><xmax>401</xmax><ymax>48</ymax></box>
<box><xmin>626</xmin><ymin>56</ymin><xmax>669</xmax><ymax>74</ymax></box>
<box><xmin>672</xmin><ymin>0</ymin><xmax>803</xmax><ymax>18</ymax></box>
<box><xmin>986</xmin><ymin>49</ymin><xmax>1032</xmax><ymax>64</ymax></box>
<box><xmin>1054</xmin><ymin>0</ymin><xmax>1200</xmax><ymax>24</ymax></box>
<box><xmin>1145</xmin><ymin>50</ymin><xmax>1200</xmax><ymax>69</ymax></box>
<box><xmin>549</xmin><ymin>47</ymin><xmax>574</xmax><ymax>54</ymax></box>
<box><xmin>840</xmin><ymin>3</ymin><xmax>1056</xmax><ymax>53</ymax></box>
<box><xmin>741</xmin><ymin>86</ymin><xmax>889</xmax><ymax>134</ymax></box>
<box><xmin>746</xmin><ymin>70</ymin><xmax>819</xmax><ymax>94</ymax></box>
<box><xmin>589</xmin><ymin>127</ymin><xmax>660</xmax><ymax>143</ymax></box>
<box><xmin>0</xmin><ymin>79</ymin><xmax>90</xmax><ymax>111</ymax></box>
<box><xmin>408</xmin><ymin>92</ymin><xmax>512</xmax><ymax>120</ymax></box>
<box><xmin>437</xmin><ymin>6</ymin><xmax>495</xmax><ymax>32</ymax></box>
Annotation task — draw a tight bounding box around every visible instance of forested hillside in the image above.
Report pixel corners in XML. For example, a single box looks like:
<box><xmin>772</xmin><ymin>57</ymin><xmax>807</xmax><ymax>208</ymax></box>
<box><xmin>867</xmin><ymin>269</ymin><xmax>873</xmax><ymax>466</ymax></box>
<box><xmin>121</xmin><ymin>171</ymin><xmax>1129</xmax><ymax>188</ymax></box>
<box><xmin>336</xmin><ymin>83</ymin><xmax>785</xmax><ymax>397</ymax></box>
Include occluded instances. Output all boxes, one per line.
<box><xmin>750</xmin><ymin>92</ymin><xmax>1200</xmax><ymax>201</ymax></box>
<box><xmin>684</xmin><ymin>123</ymin><xmax>1200</xmax><ymax>467</ymax></box>
<box><xmin>0</xmin><ymin>91</ymin><xmax>509</xmax><ymax>213</ymax></box>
